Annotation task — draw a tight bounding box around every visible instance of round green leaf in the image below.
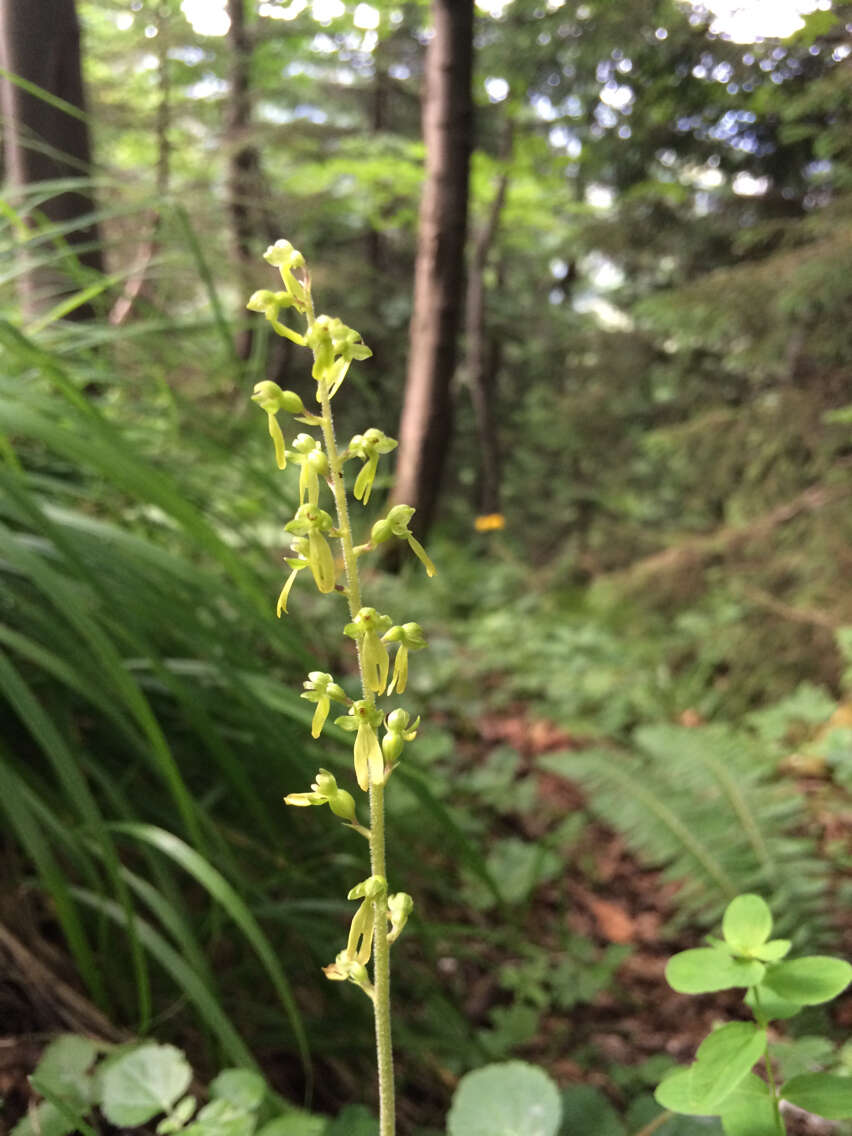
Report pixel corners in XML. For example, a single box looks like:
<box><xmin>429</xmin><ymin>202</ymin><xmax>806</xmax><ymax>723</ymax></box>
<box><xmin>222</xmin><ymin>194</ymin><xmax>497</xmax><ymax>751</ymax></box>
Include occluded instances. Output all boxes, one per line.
<box><xmin>763</xmin><ymin>956</ymin><xmax>852</xmax><ymax>1006</ymax></box>
<box><xmin>744</xmin><ymin>984</ymin><xmax>801</xmax><ymax>1021</ymax></box>
<box><xmin>691</xmin><ymin>1024</ymin><xmax>767</xmax><ymax>1111</ymax></box>
<box><xmin>655</xmin><ymin>1068</ymin><xmax>708</xmax><ymax>1116</ymax></box>
<box><xmin>719</xmin><ymin>1073</ymin><xmax>777</xmax><ymax>1136</ymax></box>
<box><xmin>32</xmin><ymin>1035</ymin><xmax>99</xmax><ymax>1114</ymax></box>
<box><xmin>11</xmin><ymin>1100</ymin><xmax>80</xmax><ymax>1136</ymax></box>
<box><xmin>751</xmin><ymin>940</ymin><xmax>791</xmax><ymax>963</ymax></box>
<box><xmin>209</xmin><ymin>1069</ymin><xmax>266</xmax><ymax>1111</ymax></box>
<box><xmin>666</xmin><ymin>949</ymin><xmax>765</xmax><ymax>994</ymax></box>
<box><xmin>184</xmin><ymin>1099</ymin><xmax>255</xmax><ymax>1136</ymax></box>
<box><xmin>447</xmin><ymin>1061</ymin><xmax>562</xmax><ymax>1136</ymax></box>
<box><xmin>783</xmin><ymin>1073</ymin><xmax>852</xmax><ymax>1119</ymax></box>
<box><xmin>722</xmin><ymin>895</ymin><xmax>772</xmax><ymax>953</ymax></box>
<box><xmin>100</xmin><ymin>1044</ymin><xmax>192</xmax><ymax>1127</ymax></box>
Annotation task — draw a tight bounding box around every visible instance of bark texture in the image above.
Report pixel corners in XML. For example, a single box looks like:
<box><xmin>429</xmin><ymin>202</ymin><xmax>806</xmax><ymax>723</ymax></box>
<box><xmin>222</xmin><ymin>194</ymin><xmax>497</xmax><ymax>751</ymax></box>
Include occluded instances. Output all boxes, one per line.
<box><xmin>391</xmin><ymin>0</ymin><xmax>474</xmax><ymax>538</ymax></box>
<box><xmin>226</xmin><ymin>0</ymin><xmax>263</xmax><ymax>360</ymax></box>
<box><xmin>0</xmin><ymin>0</ymin><xmax>103</xmax><ymax>312</ymax></box>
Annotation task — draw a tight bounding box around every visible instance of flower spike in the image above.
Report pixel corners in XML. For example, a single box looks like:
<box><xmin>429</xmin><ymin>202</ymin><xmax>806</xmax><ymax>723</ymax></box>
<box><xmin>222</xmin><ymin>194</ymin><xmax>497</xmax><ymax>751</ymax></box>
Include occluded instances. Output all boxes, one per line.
<box><xmin>246</xmin><ymin>243</ymin><xmax>438</xmax><ymax>1130</ymax></box>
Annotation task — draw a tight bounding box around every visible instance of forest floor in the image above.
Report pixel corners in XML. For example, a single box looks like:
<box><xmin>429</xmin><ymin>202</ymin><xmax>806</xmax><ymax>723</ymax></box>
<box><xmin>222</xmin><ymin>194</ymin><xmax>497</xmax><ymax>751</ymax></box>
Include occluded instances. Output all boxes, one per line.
<box><xmin>2</xmin><ymin>707</ymin><xmax>850</xmax><ymax>1135</ymax></box>
<box><xmin>389</xmin><ymin>706</ymin><xmax>852</xmax><ymax>1135</ymax></box>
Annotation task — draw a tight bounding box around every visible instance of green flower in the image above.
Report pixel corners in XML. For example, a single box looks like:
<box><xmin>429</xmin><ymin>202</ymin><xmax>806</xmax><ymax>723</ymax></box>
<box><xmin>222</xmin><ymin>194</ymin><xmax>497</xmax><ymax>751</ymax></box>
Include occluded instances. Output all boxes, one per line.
<box><xmin>387</xmin><ymin>892</ymin><xmax>414</xmax><ymax>944</ymax></box>
<box><xmin>251</xmin><ymin>380</ymin><xmax>292</xmax><ymax>469</ymax></box>
<box><xmin>347</xmin><ymin>875</ymin><xmax>387</xmax><ymax>903</ymax></box>
<box><xmin>301</xmin><ymin>671</ymin><xmax>349</xmax><ymax>739</ymax></box>
<box><xmin>263</xmin><ymin>240</ymin><xmax>311</xmax><ymax>312</ymax></box>
<box><xmin>251</xmin><ymin>380</ymin><xmax>303</xmax><ymax>416</ymax></box>
<box><xmin>284</xmin><ymin>768</ymin><xmax>357</xmax><ymax>823</ymax></box>
<box><xmin>305</xmin><ymin>315</ymin><xmax>372</xmax><ymax>396</ymax></box>
<box><xmin>370</xmin><ymin>504</ymin><xmax>436</xmax><ymax>577</ymax></box>
<box><xmin>381</xmin><ymin>708</ymin><xmax>420</xmax><ymax>764</ymax></box>
<box><xmin>291</xmin><ymin>433</ymin><xmax>330</xmax><ymax>506</ymax></box>
<box><xmin>347</xmin><ymin>428</ymin><xmax>398</xmax><ymax>505</ymax></box>
<box><xmin>284</xmin><ymin>504</ymin><xmax>337</xmax><ymax>593</ymax></box>
<box><xmin>343</xmin><ymin>607</ymin><xmax>393</xmax><ymax>694</ymax></box>
<box><xmin>382</xmin><ymin>622</ymin><xmax>427</xmax><ymax>695</ymax></box>
<box><xmin>247</xmin><ymin>283</ymin><xmax>306</xmax><ymax>344</ymax></box>
<box><xmin>275</xmin><ymin>537</ymin><xmax>310</xmax><ymax>616</ymax></box>
<box><xmin>336</xmin><ymin>700</ymin><xmax>385</xmax><ymax>791</ymax></box>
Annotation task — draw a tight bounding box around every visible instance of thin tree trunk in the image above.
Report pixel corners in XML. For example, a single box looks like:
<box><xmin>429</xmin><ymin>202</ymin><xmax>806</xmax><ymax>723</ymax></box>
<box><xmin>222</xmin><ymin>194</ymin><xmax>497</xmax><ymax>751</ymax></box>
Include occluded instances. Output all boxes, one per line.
<box><xmin>391</xmin><ymin>0</ymin><xmax>474</xmax><ymax>538</ymax></box>
<box><xmin>154</xmin><ymin>2</ymin><xmax>171</xmax><ymax>200</ymax></box>
<box><xmin>0</xmin><ymin>0</ymin><xmax>103</xmax><ymax>315</ymax></box>
<box><xmin>226</xmin><ymin>0</ymin><xmax>262</xmax><ymax>361</ymax></box>
<box><xmin>465</xmin><ymin>121</ymin><xmax>512</xmax><ymax>517</ymax></box>
<box><xmin>110</xmin><ymin>3</ymin><xmax>170</xmax><ymax>327</ymax></box>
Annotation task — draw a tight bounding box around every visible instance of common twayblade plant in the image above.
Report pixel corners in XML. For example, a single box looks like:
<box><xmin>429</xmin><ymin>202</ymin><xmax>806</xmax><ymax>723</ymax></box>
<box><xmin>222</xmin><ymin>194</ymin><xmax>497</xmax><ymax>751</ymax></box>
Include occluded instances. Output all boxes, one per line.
<box><xmin>247</xmin><ymin>240</ymin><xmax>436</xmax><ymax>1136</ymax></box>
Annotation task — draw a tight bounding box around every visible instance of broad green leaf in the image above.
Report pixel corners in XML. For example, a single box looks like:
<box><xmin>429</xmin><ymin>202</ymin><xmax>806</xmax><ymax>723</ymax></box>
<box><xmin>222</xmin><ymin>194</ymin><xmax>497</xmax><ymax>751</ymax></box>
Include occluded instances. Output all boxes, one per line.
<box><xmin>209</xmin><ymin>1070</ymin><xmax>266</xmax><ymax>1112</ymax></box>
<box><xmin>11</xmin><ymin>1100</ymin><xmax>80</xmax><ymax>1136</ymax></box>
<box><xmin>99</xmin><ymin>1044</ymin><xmax>192</xmax><ymax>1127</ymax></box>
<box><xmin>256</xmin><ymin>1114</ymin><xmax>328</xmax><ymax>1136</ymax></box>
<box><xmin>783</xmin><ymin>1073</ymin><xmax>852</xmax><ymax>1118</ymax></box>
<box><xmin>751</xmin><ymin>940</ymin><xmax>791</xmax><ymax>963</ymax></box>
<box><xmin>558</xmin><ymin>1085</ymin><xmax>625</xmax><ymax>1135</ymax></box>
<box><xmin>744</xmin><ymin>984</ymin><xmax>801</xmax><ymax>1021</ymax></box>
<box><xmin>666</xmin><ymin>949</ymin><xmax>765</xmax><ymax>994</ymax></box>
<box><xmin>691</xmin><ymin>1024</ymin><xmax>767</xmax><ymax>1111</ymax></box>
<box><xmin>655</xmin><ymin>1068</ymin><xmax>709</xmax><ymax>1116</ymax></box>
<box><xmin>628</xmin><ymin>1093</ymin><xmax>724</xmax><ymax>1133</ymax></box>
<box><xmin>184</xmin><ymin>1099</ymin><xmax>256</xmax><ymax>1136</ymax></box>
<box><xmin>719</xmin><ymin>1073</ymin><xmax>777</xmax><ymax>1136</ymax></box>
<box><xmin>32</xmin><ymin>1035</ymin><xmax>98</xmax><ymax>1112</ymax></box>
<box><xmin>447</xmin><ymin>1061</ymin><xmax>562</xmax><ymax>1136</ymax></box>
<box><xmin>763</xmin><ymin>956</ymin><xmax>852</xmax><ymax>1005</ymax></box>
<box><xmin>722</xmin><ymin>896</ymin><xmax>772</xmax><ymax>953</ymax></box>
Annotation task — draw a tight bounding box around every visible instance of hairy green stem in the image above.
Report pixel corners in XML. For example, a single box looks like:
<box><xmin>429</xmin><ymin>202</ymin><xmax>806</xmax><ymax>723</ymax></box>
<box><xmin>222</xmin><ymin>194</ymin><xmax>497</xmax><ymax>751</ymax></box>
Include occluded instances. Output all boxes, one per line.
<box><xmin>316</xmin><ymin>371</ymin><xmax>395</xmax><ymax>1136</ymax></box>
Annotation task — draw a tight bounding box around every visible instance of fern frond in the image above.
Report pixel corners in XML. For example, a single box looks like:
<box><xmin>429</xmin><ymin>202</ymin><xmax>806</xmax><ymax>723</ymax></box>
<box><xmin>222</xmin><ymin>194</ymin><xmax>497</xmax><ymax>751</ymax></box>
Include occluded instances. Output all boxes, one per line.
<box><xmin>540</xmin><ymin>724</ymin><xmax>828</xmax><ymax>942</ymax></box>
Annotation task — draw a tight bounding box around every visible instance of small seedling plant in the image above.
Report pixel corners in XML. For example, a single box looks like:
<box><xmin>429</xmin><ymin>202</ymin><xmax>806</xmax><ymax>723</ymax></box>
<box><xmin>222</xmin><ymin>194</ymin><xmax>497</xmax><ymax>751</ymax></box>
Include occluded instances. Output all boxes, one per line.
<box><xmin>246</xmin><ymin>241</ymin><xmax>437</xmax><ymax>1136</ymax></box>
<box><xmin>655</xmin><ymin>893</ymin><xmax>852</xmax><ymax>1134</ymax></box>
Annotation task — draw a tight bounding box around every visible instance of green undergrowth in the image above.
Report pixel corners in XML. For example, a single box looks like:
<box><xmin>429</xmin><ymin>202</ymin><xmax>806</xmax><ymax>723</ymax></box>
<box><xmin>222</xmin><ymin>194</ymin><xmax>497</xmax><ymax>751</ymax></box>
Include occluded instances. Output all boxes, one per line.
<box><xmin>1</xmin><ymin>212</ymin><xmax>849</xmax><ymax>1131</ymax></box>
<box><xmin>374</xmin><ymin>537</ymin><xmax>852</xmax><ymax>944</ymax></box>
<box><xmin>0</xmin><ymin>296</ymin><xmax>484</xmax><ymax>1086</ymax></box>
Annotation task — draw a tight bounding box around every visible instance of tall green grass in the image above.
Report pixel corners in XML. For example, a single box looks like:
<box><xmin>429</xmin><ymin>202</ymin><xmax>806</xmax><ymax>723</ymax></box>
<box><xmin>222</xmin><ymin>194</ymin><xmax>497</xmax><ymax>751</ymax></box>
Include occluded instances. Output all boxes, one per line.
<box><xmin>0</xmin><ymin>217</ymin><xmax>495</xmax><ymax>1097</ymax></box>
<box><xmin>0</xmin><ymin>193</ymin><xmax>359</xmax><ymax>1072</ymax></box>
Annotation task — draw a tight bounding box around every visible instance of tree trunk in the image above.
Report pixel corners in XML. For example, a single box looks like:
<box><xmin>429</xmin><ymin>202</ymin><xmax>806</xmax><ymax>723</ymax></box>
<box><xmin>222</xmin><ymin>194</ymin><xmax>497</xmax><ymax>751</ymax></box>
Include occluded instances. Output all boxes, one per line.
<box><xmin>391</xmin><ymin>0</ymin><xmax>474</xmax><ymax>538</ymax></box>
<box><xmin>109</xmin><ymin>2</ymin><xmax>170</xmax><ymax>327</ymax></box>
<box><xmin>465</xmin><ymin>121</ymin><xmax>512</xmax><ymax>517</ymax></box>
<box><xmin>226</xmin><ymin>0</ymin><xmax>262</xmax><ymax>361</ymax></box>
<box><xmin>0</xmin><ymin>0</ymin><xmax>103</xmax><ymax>315</ymax></box>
